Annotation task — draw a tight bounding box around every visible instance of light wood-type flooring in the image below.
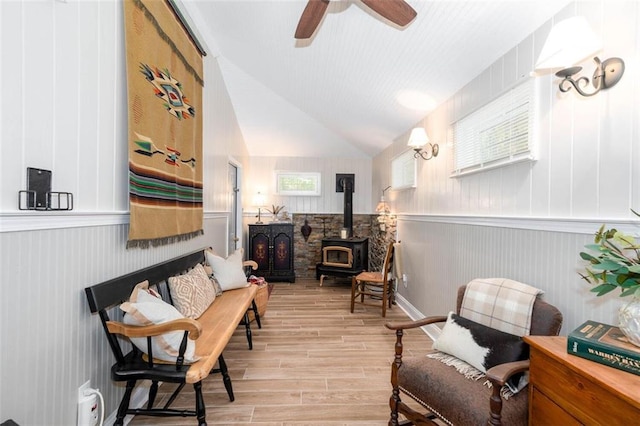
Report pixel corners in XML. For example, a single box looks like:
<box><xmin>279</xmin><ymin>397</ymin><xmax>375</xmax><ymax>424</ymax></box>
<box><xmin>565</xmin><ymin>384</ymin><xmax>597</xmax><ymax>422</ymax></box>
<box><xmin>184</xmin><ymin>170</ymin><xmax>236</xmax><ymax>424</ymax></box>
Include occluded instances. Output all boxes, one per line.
<box><xmin>128</xmin><ymin>278</ymin><xmax>433</xmax><ymax>425</ymax></box>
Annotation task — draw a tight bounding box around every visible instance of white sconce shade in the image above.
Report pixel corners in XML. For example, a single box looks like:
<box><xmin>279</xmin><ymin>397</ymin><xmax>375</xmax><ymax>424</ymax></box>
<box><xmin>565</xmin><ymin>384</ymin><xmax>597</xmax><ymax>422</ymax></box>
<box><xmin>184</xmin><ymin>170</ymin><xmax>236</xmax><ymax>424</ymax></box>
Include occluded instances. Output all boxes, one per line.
<box><xmin>407</xmin><ymin>127</ymin><xmax>429</xmax><ymax>149</ymax></box>
<box><xmin>408</xmin><ymin>127</ymin><xmax>439</xmax><ymax>160</ymax></box>
<box><xmin>535</xmin><ymin>16</ymin><xmax>602</xmax><ymax>72</ymax></box>
<box><xmin>533</xmin><ymin>16</ymin><xmax>625</xmax><ymax>97</ymax></box>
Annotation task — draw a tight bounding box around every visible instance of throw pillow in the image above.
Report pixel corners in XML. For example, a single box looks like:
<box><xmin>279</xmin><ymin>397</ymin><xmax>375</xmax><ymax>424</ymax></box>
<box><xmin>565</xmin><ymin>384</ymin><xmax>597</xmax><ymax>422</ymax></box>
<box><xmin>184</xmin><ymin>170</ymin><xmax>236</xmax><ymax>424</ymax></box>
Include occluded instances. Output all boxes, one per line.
<box><xmin>203</xmin><ymin>263</ymin><xmax>223</xmax><ymax>296</ymax></box>
<box><xmin>120</xmin><ymin>281</ymin><xmax>198</xmax><ymax>363</ymax></box>
<box><xmin>168</xmin><ymin>263</ymin><xmax>216</xmax><ymax>319</ymax></box>
<box><xmin>205</xmin><ymin>248</ymin><xmax>250</xmax><ymax>291</ymax></box>
<box><xmin>432</xmin><ymin>312</ymin><xmax>529</xmax><ymax>373</ymax></box>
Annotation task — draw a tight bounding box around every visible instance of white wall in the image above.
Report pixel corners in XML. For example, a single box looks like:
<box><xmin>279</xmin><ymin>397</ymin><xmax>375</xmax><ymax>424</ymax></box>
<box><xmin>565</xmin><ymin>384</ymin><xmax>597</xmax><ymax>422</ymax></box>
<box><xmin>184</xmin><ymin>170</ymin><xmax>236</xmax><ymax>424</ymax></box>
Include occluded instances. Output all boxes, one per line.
<box><xmin>0</xmin><ymin>1</ymin><xmax>248</xmax><ymax>424</ymax></box>
<box><xmin>375</xmin><ymin>1</ymin><xmax>640</xmax><ymax>334</ymax></box>
<box><xmin>0</xmin><ymin>0</ymin><xmax>127</xmax><ymax>213</ymax></box>
<box><xmin>245</xmin><ymin>156</ymin><xmax>372</xmax><ymax>216</ymax></box>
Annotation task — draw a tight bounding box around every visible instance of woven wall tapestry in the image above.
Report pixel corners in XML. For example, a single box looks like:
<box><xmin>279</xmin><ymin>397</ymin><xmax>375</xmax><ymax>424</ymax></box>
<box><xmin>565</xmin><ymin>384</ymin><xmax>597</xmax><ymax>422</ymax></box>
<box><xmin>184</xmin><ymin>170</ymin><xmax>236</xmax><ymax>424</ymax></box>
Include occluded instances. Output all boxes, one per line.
<box><xmin>124</xmin><ymin>0</ymin><xmax>204</xmax><ymax>248</ymax></box>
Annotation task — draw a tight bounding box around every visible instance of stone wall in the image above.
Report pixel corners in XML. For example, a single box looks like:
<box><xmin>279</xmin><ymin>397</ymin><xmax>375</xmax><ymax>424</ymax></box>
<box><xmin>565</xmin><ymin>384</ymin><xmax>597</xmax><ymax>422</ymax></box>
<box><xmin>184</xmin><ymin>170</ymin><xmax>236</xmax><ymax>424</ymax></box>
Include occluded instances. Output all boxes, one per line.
<box><xmin>292</xmin><ymin>214</ymin><xmax>373</xmax><ymax>279</ymax></box>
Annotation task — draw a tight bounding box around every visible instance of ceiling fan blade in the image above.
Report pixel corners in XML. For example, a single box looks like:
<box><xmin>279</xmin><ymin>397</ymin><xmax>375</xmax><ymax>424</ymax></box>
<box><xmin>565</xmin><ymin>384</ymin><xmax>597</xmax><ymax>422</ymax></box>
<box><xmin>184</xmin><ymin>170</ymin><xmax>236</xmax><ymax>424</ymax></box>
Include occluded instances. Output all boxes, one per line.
<box><xmin>361</xmin><ymin>0</ymin><xmax>417</xmax><ymax>27</ymax></box>
<box><xmin>295</xmin><ymin>0</ymin><xmax>331</xmax><ymax>39</ymax></box>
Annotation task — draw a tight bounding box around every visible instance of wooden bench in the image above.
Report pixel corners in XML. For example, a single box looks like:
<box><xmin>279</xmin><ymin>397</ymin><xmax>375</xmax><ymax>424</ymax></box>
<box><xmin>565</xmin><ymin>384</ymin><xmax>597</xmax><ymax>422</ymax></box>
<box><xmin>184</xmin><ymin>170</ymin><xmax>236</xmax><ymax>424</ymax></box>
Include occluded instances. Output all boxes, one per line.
<box><xmin>84</xmin><ymin>249</ymin><xmax>259</xmax><ymax>426</ymax></box>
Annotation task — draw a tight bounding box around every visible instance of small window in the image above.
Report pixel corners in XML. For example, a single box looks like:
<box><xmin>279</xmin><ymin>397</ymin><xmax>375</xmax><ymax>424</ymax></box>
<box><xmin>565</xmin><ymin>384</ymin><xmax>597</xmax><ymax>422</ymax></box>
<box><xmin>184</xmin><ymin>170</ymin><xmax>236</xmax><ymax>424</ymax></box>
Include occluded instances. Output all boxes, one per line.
<box><xmin>275</xmin><ymin>171</ymin><xmax>321</xmax><ymax>196</ymax></box>
<box><xmin>391</xmin><ymin>150</ymin><xmax>416</xmax><ymax>190</ymax></box>
<box><xmin>451</xmin><ymin>79</ymin><xmax>536</xmax><ymax>176</ymax></box>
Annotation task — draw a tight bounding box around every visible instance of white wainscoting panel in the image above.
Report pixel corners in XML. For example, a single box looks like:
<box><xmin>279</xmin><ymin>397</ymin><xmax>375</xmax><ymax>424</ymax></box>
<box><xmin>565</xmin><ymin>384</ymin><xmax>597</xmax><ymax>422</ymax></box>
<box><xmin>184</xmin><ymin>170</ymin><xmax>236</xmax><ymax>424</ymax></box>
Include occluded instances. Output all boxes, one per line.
<box><xmin>396</xmin><ymin>217</ymin><xmax>624</xmax><ymax>336</ymax></box>
<box><xmin>0</xmin><ymin>216</ymin><xmax>227</xmax><ymax>425</ymax></box>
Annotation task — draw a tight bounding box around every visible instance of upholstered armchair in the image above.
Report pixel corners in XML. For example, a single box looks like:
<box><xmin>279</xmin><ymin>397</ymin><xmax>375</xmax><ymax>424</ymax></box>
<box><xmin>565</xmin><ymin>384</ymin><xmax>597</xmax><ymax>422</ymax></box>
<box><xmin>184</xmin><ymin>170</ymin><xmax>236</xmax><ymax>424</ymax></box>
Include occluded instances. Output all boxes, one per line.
<box><xmin>385</xmin><ymin>282</ymin><xmax>563</xmax><ymax>425</ymax></box>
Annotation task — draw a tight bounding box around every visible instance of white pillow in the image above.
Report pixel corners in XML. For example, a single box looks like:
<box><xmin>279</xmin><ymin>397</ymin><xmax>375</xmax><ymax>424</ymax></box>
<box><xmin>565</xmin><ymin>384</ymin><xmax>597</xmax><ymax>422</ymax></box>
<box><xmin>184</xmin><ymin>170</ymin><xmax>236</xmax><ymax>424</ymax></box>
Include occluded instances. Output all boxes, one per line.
<box><xmin>432</xmin><ymin>312</ymin><xmax>527</xmax><ymax>373</ymax></box>
<box><xmin>205</xmin><ymin>248</ymin><xmax>250</xmax><ymax>291</ymax></box>
<box><xmin>121</xmin><ymin>281</ymin><xmax>198</xmax><ymax>363</ymax></box>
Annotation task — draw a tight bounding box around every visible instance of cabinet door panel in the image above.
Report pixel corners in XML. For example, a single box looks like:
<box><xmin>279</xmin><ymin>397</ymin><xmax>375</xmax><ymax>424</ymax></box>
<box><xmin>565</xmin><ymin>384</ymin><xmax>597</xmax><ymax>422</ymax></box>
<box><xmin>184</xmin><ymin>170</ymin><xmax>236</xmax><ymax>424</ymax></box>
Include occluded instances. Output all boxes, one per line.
<box><xmin>250</xmin><ymin>232</ymin><xmax>270</xmax><ymax>271</ymax></box>
<box><xmin>273</xmin><ymin>232</ymin><xmax>292</xmax><ymax>271</ymax></box>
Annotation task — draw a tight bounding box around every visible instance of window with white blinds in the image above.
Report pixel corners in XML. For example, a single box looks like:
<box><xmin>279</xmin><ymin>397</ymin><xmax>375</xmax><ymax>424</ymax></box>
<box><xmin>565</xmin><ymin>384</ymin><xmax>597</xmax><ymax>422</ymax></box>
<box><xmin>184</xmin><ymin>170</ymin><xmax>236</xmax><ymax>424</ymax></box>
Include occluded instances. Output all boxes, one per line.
<box><xmin>451</xmin><ymin>79</ymin><xmax>535</xmax><ymax>176</ymax></box>
<box><xmin>391</xmin><ymin>149</ymin><xmax>416</xmax><ymax>190</ymax></box>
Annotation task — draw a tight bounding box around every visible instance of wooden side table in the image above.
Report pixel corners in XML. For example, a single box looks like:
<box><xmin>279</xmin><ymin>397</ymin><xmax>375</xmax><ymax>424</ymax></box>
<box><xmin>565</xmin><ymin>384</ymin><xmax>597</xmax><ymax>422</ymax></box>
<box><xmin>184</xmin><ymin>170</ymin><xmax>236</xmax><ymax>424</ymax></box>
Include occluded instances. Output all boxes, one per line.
<box><xmin>524</xmin><ymin>336</ymin><xmax>640</xmax><ymax>425</ymax></box>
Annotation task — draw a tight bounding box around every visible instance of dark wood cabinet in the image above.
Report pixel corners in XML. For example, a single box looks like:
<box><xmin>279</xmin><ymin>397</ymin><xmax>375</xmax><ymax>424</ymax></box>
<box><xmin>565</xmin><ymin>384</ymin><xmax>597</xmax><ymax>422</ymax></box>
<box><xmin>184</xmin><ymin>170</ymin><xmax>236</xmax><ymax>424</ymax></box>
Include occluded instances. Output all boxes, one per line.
<box><xmin>248</xmin><ymin>223</ymin><xmax>295</xmax><ymax>282</ymax></box>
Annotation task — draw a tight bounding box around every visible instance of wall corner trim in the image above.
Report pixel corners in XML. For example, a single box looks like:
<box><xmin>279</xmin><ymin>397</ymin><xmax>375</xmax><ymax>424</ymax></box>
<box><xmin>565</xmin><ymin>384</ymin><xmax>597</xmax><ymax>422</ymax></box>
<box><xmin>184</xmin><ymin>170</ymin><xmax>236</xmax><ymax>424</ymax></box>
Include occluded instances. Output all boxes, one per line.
<box><xmin>396</xmin><ymin>214</ymin><xmax>640</xmax><ymax>235</ymax></box>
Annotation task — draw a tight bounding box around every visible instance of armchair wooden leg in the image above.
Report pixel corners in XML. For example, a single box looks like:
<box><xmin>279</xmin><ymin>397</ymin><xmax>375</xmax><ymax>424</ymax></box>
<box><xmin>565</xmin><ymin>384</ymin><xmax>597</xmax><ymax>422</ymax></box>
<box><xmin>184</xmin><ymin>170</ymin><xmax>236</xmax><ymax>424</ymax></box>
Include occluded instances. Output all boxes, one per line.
<box><xmin>488</xmin><ymin>382</ymin><xmax>503</xmax><ymax>425</ymax></box>
<box><xmin>389</xmin><ymin>394</ymin><xmax>401</xmax><ymax>426</ymax></box>
<box><xmin>389</xmin><ymin>328</ymin><xmax>404</xmax><ymax>425</ymax></box>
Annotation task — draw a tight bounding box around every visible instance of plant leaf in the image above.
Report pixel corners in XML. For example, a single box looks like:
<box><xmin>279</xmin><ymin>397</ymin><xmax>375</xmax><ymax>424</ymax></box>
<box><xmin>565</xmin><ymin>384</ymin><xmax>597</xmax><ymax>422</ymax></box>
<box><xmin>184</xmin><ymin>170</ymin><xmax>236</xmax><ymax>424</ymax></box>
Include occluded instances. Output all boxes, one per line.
<box><xmin>591</xmin><ymin>260</ymin><xmax>626</xmax><ymax>271</ymax></box>
<box><xmin>594</xmin><ymin>224</ymin><xmax>606</xmax><ymax>243</ymax></box>
<box><xmin>618</xmin><ymin>277</ymin><xmax>640</xmax><ymax>288</ymax></box>
<box><xmin>583</xmin><ymin>243</ymin><xmax>606</xmax><ymax>253</ymax></box>
<box><xmin>579</xmin><ymin>252</ymin><xmax>596</xmax><ymax>261</ymax></box>
<box><xmin>620</xmin><ymin>286</ymin><xmax>640</xmax><ymax>297</ymax></box>
<box><xmin>590</xmin><ymin>283</ymin><xmax>617</xmax><ymax>296</ymax></box>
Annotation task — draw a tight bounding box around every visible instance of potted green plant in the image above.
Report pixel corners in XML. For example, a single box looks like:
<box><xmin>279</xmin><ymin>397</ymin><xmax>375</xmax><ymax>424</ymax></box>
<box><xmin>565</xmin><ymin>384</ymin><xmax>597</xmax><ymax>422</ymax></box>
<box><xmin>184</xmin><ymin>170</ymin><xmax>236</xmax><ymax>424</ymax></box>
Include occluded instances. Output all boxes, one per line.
<box><xmin>579</xmin><ymin>210</ymin><xmax>640</xmax><ymax>346</ymax></box>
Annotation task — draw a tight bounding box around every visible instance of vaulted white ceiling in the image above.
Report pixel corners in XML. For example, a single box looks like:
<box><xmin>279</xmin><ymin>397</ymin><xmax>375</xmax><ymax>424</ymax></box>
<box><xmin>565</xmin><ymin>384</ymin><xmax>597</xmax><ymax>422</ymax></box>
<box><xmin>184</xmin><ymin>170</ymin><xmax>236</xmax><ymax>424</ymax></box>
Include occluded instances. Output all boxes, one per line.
<box><xmin>185</xmin><ymin>0</ymin><xmax>570</xmax><ymax>158</ymax></box>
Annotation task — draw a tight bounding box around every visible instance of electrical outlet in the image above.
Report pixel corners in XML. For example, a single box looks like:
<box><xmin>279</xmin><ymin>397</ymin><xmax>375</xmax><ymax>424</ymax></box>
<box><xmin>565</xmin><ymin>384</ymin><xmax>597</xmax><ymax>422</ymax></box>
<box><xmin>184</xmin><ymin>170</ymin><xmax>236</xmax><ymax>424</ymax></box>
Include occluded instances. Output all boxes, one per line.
<box><xmin>78</xmin><ymin>380</ymin><xmax>90</xmax><ymax>402</ymax></box>
<box><xmin>402</xmin><ymin>274</ymin><xmax>408</xmax><ymax>288</ymax></box>
<box><xmin>78</xmin><ymin>380</ymin><xmax>100</xmax><ymax>426</ymax></box>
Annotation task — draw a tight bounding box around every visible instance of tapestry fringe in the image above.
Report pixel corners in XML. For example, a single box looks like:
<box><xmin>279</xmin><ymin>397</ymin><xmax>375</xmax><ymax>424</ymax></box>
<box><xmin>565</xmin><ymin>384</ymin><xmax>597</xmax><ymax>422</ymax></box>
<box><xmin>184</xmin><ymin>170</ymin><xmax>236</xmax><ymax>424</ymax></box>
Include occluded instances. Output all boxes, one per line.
<box><xmin>126</xmin><ymin>229</ymin><xmax>204</xmax><ymax>249</ymax></box>
<box><xmin>132</xmin><ymin>0</ymin><xmax>204</xmax><ymax>86</ymax></box>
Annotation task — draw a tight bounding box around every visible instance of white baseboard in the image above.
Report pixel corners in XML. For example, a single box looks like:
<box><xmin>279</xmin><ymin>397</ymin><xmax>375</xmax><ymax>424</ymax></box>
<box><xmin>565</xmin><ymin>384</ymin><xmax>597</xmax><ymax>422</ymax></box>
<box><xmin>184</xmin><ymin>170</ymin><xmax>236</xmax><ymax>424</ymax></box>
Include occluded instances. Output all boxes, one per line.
<box><xmin>394</xmin><ymin>293</ymin><xmax>441</xmax><ymax>341</ymax></box>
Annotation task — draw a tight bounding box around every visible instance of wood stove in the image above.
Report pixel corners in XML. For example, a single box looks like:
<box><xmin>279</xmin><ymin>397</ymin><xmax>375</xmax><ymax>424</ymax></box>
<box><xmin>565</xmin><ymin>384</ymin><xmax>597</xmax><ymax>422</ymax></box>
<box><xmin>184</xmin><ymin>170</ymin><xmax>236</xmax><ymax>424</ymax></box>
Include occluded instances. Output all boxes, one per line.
<box><xmin>316</xmin><ymin>237</ymin><xmax>369</xmax><ymax>285</ymax></box>
<box><xmin>315</xmin><ymin>173</ymin><xmax>369</xmax><ymax>285</ymax></box>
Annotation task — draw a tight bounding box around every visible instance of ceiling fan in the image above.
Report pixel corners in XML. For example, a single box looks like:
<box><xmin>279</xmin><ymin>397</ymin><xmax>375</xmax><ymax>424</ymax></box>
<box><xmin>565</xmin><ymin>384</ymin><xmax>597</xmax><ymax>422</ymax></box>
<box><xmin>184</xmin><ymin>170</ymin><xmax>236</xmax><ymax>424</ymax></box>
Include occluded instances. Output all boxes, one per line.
<box><xmin>294</xmin><ymin>0</ymin><xmax>417</xmax><ymax>39</ymax></box>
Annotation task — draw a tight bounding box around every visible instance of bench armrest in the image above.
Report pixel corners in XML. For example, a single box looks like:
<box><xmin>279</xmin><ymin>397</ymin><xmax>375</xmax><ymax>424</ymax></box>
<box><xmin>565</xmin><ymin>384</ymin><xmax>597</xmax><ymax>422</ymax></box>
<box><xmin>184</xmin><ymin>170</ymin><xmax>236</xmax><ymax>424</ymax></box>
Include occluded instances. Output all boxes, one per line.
<box><xmin>243</xmin><ymin>260</ymin><xmax>258</xmax><ymax>270</ymax></box>
<box><xmin>106</xmin><ymin>318</ymin><xmax>202</xmax><ymax>340</ymax></box>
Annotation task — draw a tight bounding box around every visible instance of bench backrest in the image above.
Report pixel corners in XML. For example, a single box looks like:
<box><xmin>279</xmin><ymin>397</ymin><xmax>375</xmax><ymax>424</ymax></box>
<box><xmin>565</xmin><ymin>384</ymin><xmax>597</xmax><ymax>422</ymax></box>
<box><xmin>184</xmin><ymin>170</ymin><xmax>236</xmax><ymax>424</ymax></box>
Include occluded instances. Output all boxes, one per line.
<box><xmin>84</xmin><ymin>249</ymin><xmax>206</xmax><ymax>362</ymax></box>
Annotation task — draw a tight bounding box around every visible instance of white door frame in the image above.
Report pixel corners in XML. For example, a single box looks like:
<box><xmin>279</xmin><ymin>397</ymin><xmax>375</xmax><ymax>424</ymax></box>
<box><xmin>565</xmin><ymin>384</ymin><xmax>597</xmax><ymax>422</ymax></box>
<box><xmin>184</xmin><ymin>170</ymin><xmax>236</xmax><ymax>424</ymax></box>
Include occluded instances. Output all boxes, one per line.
<box><xmin>228</xmin><ymin>157</ymin><xmax>243</xmax><ymax>254</ymax></box>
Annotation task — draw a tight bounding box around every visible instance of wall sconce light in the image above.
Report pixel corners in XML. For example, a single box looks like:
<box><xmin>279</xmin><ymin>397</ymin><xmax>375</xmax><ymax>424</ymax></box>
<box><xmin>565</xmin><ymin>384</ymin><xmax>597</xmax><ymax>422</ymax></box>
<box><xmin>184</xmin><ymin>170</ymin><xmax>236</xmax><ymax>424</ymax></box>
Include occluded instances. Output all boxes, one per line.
<box><xmin>407</xmin><ymin>127</ymin><xmax>439</xmax><ymax>160</ymax></box>
<box><xmin>253</xmin><ymin>192</ymin><xmax>267</xmax><ymax>224</ymax></box>
<box><xmin>375</xmin><ymin>186</ymin><xmax>392</xmax><ymax>231</ymax></box>
<box><xmin>534</xmin><ymin>16</ymin><xmax>625</xmax><ymax>97</ymax></box>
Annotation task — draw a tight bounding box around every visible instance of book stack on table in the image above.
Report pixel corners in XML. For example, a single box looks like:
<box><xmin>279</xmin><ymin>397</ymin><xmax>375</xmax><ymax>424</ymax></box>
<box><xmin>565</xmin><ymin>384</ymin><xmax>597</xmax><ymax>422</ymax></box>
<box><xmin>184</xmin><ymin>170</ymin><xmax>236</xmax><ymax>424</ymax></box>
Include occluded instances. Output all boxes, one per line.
<box><xmin>568</xmin><ymin>320</ymin><xmax>640</xmax><ymax>376</ymax></box>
